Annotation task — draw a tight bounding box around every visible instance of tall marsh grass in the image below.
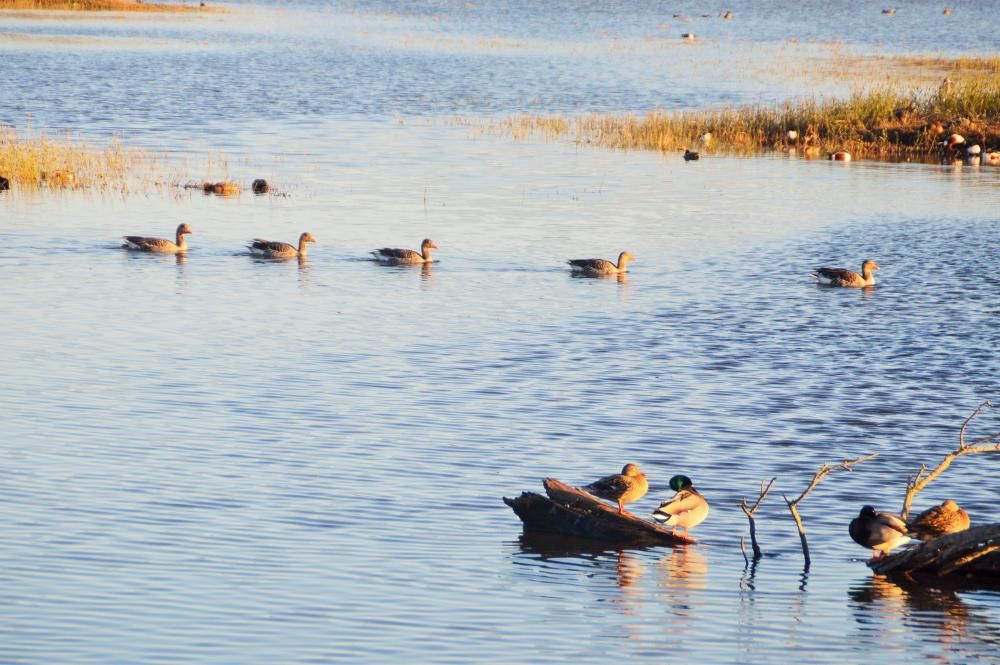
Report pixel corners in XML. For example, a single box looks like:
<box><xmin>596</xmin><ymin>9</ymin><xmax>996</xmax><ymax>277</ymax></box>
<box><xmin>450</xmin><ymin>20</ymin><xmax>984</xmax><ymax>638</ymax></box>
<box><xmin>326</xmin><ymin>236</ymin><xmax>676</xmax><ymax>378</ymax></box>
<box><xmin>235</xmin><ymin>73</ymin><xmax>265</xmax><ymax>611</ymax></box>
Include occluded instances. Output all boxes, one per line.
<box><xmin>493</xmin><ymin>79</ymin><xmax>1000</xmax><ymax>160</ymax></box>
<box><xmin>0</xmin><ymin>128</ymin><xmax>168</xmax><ymax>189</ymax></box>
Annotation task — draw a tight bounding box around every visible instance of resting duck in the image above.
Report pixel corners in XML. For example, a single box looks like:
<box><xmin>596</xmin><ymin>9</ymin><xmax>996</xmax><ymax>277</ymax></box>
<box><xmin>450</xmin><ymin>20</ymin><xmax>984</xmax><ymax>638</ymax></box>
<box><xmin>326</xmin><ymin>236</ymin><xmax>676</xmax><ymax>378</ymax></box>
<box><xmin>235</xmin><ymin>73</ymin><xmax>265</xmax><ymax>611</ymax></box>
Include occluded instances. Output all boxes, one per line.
<box><xmin>907</xmin><ymin>499</ymin><xmax>970</xmax><ymax>541</ymax></box>
<box><xmin>371</xmin><ymin>238</ymin><xmax>438</xmax><ymax>264</ymax></box>
<box><xmin>849</xmin><ymin>505</ymin><xmax>910</xmax><ymax>560</ymax></box>
<box><xmin>583</xmin><ymin>463</ymin><xmax>648</xmax><ymax>515</ymax></box>
<box><xmin>830</xmin><ymin>151</ymin><xmax>852</xmax><ymax>162</ymax></box>
<box><xmin>683</xmin><ymin>149</ymin><xmax>700</xmax><ymax>161</ymax></box>
<box><xmin>248</xmin><ymin>232</ymin><xmax>315</xmax><ymax>258</ymax></box>
<box><xmin>567</xmin><ymin>251</ymin><xmax>635</xmax><ymax>275</ymax></box>
<box><xmin>652</xmin><ymin>475</ymin><xmax>710</xmax><ymax>536</ymax></box>
<box><xmin>812</xmin><ymin>259</ymin><xmax>879</xmax><ymax>287</ymax></box>
<box><xmin>122</xmin><ymin>223</ymin><xmax>193</xmax><ymax>253</ymax></box>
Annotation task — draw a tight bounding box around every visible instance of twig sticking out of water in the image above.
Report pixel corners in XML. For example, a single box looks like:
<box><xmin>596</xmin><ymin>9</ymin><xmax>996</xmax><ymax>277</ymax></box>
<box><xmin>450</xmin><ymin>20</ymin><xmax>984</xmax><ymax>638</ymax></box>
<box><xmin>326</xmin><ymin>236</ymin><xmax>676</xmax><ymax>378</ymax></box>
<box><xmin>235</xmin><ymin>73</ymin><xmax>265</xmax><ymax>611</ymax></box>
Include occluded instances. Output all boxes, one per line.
<box><xmin>738</xmin><ymin>477</ymin><xmax>776</xmax><ymax>560</ymax></box>
<box><xmin>783</xmin><ymin>454</ymin><xmax>878</xmax><ymax>567</ymax></box>
<box><xmin>900</xmin><ymin>400</ymin><xmax>1000</xmax><ymax>520</ymax></box>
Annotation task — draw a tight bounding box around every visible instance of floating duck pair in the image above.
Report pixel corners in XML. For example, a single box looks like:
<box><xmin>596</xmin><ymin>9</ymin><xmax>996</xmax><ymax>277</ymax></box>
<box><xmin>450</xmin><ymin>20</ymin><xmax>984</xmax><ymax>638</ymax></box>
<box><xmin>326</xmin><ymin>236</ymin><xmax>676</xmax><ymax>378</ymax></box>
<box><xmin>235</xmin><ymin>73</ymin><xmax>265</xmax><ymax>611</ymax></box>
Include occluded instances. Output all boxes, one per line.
<box><xmin>582</xmin><ymin>464</ymin><xmax>710</xmax><ymax>536</ymax></box>
<box><xmin>123</xmin><ymin>224</ymin><xmax>437</xmax><ymax>263</ymax></box>
<box><xmin>849</xmin><ymin>500</ymin><xmax>970</xmax><ymax>560</ymax></box>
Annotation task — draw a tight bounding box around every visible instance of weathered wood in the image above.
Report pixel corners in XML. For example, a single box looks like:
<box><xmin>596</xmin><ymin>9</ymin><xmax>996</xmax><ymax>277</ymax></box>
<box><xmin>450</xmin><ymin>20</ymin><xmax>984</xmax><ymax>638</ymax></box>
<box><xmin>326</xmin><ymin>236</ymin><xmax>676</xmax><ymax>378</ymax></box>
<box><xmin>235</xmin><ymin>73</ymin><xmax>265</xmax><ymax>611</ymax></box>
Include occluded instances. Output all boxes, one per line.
<box><xmin>870</xmin><ymin>523</ymin><xmax>1000</xmax><ymax>582</ymax></box>
<box><xmin>503</xmin><ymin>477</ymin><xmax>696</xmax><ymax>546</ymax></box>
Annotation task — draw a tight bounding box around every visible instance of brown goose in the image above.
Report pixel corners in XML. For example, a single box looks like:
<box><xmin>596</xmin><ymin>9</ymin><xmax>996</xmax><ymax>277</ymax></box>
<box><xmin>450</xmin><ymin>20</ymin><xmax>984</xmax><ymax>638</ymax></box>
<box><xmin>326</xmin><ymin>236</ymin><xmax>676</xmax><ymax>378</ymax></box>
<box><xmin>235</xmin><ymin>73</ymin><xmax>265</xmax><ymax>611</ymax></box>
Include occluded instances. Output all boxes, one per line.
<box><xmin>583</xmin><ymin>463</ymin><xmax>648</xmax><ymax>515</ymax></box>
<box><xmin>372</xmin><ymin>238</ymin><xmax>438</xmax><ymax>264</ymax></box>
<box><xmin>812</xmin><ymin>259</ymin><xmax>879</xmax><ymax>287</ymax></box>
<box><xmin>567</xmin><ymin>251</ymin><xmax>635</xmax><ymax>275</ymax></box>
<box><xmin>907</xmin><ymin>499</ymin><xmax>970</xmax><ymax>541</ymax></box>
<box><xmin>248</xmin><ymin>232</ymin><xmax>316</xmax><ymax>258</ymax></box>
<box><xmin>122</xmin><ymin>224</ymin><xmax>193</xmax><ymax>253</ymax></box>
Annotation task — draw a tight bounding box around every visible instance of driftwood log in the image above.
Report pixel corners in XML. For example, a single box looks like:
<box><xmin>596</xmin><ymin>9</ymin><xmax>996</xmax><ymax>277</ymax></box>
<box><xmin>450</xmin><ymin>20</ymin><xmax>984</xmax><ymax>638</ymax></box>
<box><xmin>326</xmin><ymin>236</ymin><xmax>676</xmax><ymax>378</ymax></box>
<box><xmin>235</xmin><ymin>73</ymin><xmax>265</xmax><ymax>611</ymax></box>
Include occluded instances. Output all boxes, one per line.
<box><xmin>870</xmin><ymin>524</ymin><xmax>1000</xmax><ymax>583</ymax></box>
<box><xmin>503</xmin><ymin>478</ymin><xmax>696</xmax><ymax>546</ymax></box>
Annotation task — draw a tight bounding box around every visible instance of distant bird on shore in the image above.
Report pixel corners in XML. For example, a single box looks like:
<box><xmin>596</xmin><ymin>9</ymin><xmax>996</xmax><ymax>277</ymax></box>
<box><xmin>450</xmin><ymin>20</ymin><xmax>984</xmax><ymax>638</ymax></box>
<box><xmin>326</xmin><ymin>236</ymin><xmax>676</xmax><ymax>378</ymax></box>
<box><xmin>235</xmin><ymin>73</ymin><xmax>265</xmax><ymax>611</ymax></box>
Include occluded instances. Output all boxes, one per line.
<box><xmin>567</xmin><ymin>251</ymin><xmax>635</xmax><ymax>275</ymax></box>
<box><xmin>652</xmin><ymin>475</ymin><xmax>710</xmax><ymax>536</ymax></box>
<box><xmin>849</xmin><ymin>506</ymin><xmax>910</xmax><ymax>560</ymax></box>
<box><xmin>830</xmin><ymin>151</ymin><xmax>852</xmax><ymax>162</ymax></box>
<box><xmin>943</xmin><ymin>7</ymin><xmax>952</xmax><ymax>15</ymax></box>
<box><xmin>812</xmin><ymin>259</ymin><xmax>879</xmax><ymax>287</ymax></box>
<box><xmin>372</xmin><ymin>238</ymin><xmax>438</xmax><ymax>264</ymax></box>
<box><xmin>248</xmin><ymin>232</ymin><xmax>315</xmax><ymax>258</ymax></box>
<box><xmin>907</xmin><ymin>499</ymin><xmax>970</xmax><ymax>541</ymax></box>
<box><xmin>684</xmin><ymin>149</ymin><xmax>700</xmax><ymax>161</ymax></box>
<box><xmin>122</xmin><ymin>223</ymin><xmax>192</xmax><ymax>253</ymax></box>
<box><xmin>681</xmin><ymin>33</ymin><xmax>696</xmax><ymax>41</ymax></box>
<box><xmin>583</xmin><ymin>464</ymin><xmax>649</xmax><ymax>515</ymax></box>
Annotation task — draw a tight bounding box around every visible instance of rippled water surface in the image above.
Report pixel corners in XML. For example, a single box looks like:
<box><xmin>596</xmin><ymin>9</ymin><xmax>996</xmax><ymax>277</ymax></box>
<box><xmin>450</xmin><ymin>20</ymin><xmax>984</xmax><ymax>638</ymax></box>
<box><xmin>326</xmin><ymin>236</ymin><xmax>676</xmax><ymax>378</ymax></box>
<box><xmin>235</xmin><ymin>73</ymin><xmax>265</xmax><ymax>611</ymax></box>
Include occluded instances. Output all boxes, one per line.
<box><xmin>2</xmin><ymin>1</ymin><xmax>999</xmax><ymax>663</ymax></box>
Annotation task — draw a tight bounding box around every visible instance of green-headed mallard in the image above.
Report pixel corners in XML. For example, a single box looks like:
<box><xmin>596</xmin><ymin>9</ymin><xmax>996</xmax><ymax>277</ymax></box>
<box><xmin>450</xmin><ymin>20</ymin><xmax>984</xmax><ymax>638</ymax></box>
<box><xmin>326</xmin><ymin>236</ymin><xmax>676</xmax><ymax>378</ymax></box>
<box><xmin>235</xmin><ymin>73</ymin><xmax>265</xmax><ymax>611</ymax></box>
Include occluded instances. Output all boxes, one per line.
<box><xmin>849</xmin><ymin>505</ymin><xmax>910</xmax><ymax>560</ymax></box>
<box><xmin>583</xmin><ymin>463</ymin><xmax>648</xmax><ymax>515</ymax></box>
<box><xmin>372</xmin><ymin>238</ymin><xmax>438</xmax><ymax>264</ymax></box>
<box><xmin>907</xmin><ymin>499</ymin><xmax>970</xmax><ymax>541</ymax></box>
<box><xmin>122</xmin><ymin>223</ymin><xmax>193</xmax><ymax>253</ymax></box>
<box><xmin>652</xmin><ymin>475</ymin><xmax>710</xmax><ymax>535</ymax></box>
<box><xmin>812</xmin><ymin>259</ymin><xmax>879</xmax><ymax>287</ymax></box>
<box><xmin>248</xmin><ymin>232</ymin><xmax>315</xmax><ymax>258</ymax></box>
<box><xmin>567</xmin><ymin>251</ymin><xmax>635</xmax><ymax>275</ymax></box>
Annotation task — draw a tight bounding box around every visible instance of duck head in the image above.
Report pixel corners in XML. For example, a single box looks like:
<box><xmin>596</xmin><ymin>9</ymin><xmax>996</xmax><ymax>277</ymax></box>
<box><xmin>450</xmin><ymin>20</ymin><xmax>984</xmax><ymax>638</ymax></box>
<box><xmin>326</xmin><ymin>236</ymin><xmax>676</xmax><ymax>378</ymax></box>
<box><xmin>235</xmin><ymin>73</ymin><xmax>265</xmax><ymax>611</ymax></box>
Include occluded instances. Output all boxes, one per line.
<box><xmin>177</xmin><ymin>223</ymin><xmax>193</xmax><ymax>235</ymax></box>
<box><xmin>421</xmin><ymin>239</ymin><xmax>439</xmax><ymax>250</ymax></box>
<box><xmin>669</xmin><ymin>475</ymin><xmax>694</xmax><ymax>492</ymax></box>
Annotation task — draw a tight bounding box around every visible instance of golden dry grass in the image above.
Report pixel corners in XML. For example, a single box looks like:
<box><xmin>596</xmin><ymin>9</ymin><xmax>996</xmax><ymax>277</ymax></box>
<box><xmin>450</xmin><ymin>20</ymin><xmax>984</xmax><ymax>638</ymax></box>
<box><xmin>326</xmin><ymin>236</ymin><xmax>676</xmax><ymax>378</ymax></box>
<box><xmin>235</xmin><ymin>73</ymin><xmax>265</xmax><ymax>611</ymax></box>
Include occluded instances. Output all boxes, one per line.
<box><xmin>0</xmin><ymin>0</ymin><xmax>220</xmax><ymax>12</ymax></box>
<box><xmin>1</xmin><ymin>128</ymin><xmax>151</xmax><ymax>189</ymax></box>
<box><xmin>486</xmin><ymin>77</ymin><xmax>1000</xmax><ymax>161</ymax></box>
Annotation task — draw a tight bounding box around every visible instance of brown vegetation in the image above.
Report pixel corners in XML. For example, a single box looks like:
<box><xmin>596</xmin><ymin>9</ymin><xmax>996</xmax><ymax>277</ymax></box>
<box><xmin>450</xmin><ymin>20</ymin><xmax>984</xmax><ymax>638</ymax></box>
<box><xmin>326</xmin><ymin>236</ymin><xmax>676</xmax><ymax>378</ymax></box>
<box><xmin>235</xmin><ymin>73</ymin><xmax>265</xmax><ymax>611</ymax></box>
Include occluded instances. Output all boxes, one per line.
<box><xmin>0</xmin><ymin>0</ymin><xmax>220</xmax><ymax>12</ymax></box>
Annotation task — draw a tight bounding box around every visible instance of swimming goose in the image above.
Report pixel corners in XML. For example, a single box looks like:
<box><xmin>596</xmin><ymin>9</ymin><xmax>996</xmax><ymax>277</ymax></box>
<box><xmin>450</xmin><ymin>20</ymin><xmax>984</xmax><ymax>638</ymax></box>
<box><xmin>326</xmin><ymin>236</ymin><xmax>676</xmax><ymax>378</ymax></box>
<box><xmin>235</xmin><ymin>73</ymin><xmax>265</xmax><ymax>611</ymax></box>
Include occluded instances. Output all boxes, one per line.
<box><xmin>652</xmin><ymin>475</ymin><xmax>710</xmax><ymax>536</ymax></box>
<box><xmin>583</xmin><ymin>463</ymin><xmax>649</xmax><ymax>515</ymax></box>
<box><xmin>371</xmin><ymin>238</ymin><xmax>438</xmax><ymax>264</ymax></box>
<box><xmin>849</xmin><ymin>505</ymin><xmax>910</xmax><ymax>559</ymax></box>
<box><xmin>812</xmin><ymin>259</ymin><xmax>879</xmax><ymax>287</ymax></box>
<box><xmin>567</xmin><ymin>251</ymin><xmax>635</xmax><ymax>275</ymax></box>
<box><xmin>907</xmin><ymin>499</ymin><xmax>970</xmax><ymax>541</ymax></box>
<box><xmin>248</xmin><ymin>232</ymin><xmax>315</xmax><ymax>258</ymax></box>
<box><xmin>122</xmin><ymin>223</ymin><xmax>193</xmax><ymax>253</ymax></box>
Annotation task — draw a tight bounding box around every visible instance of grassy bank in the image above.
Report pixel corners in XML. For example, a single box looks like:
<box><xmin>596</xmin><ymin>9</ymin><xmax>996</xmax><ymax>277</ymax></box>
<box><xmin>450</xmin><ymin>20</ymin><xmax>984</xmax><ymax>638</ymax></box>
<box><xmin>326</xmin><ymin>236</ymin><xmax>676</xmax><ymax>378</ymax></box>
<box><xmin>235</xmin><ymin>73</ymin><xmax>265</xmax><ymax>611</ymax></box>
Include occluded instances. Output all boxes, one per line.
<box><xmin>0</xmin><ymin>128</ymin><xmax>170</xmax><ymax>189</ymax></box>
<box><xmin>0</xmin><ymin>0</ymin><xmax>219</xmax><ymax>12</ymax></box>
<box><xmin>491</xmin><ymin>78</ymin><xmax>1000</xmax><ymax>161</ymax></box>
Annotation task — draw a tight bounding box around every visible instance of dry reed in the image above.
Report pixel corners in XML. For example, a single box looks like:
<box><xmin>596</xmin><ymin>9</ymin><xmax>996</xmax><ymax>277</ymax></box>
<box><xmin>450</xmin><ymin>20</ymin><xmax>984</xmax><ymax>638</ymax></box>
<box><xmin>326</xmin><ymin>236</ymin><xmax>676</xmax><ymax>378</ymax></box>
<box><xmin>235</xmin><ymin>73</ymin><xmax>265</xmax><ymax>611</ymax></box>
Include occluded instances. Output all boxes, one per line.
<box><xmin>0</xmin><ymin>0</ymin><xmax>220</xmax><ymax>12</ymax></box>
<box><xmin>489</xmin><ymin>78</ymin><xmax>1000</xmax><ymax>161</ymax></box>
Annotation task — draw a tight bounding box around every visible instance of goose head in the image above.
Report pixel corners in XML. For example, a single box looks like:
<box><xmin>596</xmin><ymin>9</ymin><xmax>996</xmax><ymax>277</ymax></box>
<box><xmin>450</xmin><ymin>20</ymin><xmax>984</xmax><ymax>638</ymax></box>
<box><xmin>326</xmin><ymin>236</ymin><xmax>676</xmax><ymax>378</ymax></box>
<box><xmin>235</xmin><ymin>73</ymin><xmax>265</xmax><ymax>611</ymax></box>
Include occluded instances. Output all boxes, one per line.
<box><xmin>421</xmin><ymin>239</ymin><xmax>439</xmax><ymax>251</ymax></box>
<box><xmin>618</xmin><ymin>251</ymin><xmax>636</xmax><ymax>266</ymax></box>
<box><xmin>177</xmin><ymin>223</ymin><xmax>194</xmax><ymax>236</ymax></box>
<box><xmin>861</xmin><ymin>259</ymin><xmax>880</xmax><ymax>273</ymax></box>
<box><xmin>300</xmin><ymin>232</ymin><xmax>317</xmax><ymax>245</ymax></box>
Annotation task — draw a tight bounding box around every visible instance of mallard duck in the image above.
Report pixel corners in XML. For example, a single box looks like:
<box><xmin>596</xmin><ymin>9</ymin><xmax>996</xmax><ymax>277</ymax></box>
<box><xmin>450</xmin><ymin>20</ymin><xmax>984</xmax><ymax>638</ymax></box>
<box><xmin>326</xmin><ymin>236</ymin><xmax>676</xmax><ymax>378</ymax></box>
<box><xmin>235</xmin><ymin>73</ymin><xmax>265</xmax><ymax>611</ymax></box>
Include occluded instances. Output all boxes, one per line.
<box><xmin>907</xmin><ymin>499</ymin><xmax>970</xmax><ymax>541</ymax></box>
<box><xmin>849</xmin><ymin>505</ymin><xmax>910</xmax><ymax>560</ymax></box>
<box><xmin>248</xmin><ymin>232</ymin><xmax>315</xmax><ymax>258</ymax></box>
<box><xmin>122</xmin><ymin>223</ymin><xmax>193</xmax><ymax>253</ymax></box>
<box><xmin>567</xmin><ymin>251</ymin><xmax>635</xmax><ymax>275</ymax></box>
<box><xmin>651</xmin><ymin>475</ymin><xmax>710</xmax><ymax>535</ymax></box>
<box><xmin>812</xmin><ymin>259</ymin><xmax>879</xmax><ymax>287</ymax></box>
<box><xmin>583</xmin><ymin>463</ymin><xmax>648</xmax><ymax>515</ymax></box>
<box><xmin>371</xmin><ymin>238</ymin><xmax>438</xmax><ymax>264</ymax></box>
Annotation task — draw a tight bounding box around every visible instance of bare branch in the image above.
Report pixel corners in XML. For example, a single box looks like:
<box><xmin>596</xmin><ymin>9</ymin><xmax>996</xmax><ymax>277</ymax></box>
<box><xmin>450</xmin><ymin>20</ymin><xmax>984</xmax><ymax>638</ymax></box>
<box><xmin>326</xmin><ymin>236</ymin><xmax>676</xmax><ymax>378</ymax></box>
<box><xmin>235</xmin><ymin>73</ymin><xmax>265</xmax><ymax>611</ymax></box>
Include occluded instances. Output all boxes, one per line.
<box><xmin>785</xmin><ymin>454</ymin><xmax>878</xmax><ymax>566</ymax></box>
<box><xmin>738</xmin><ymin>477</ymin><xmax>776</xmax><ymax>560</ymax></box>
<box><xmin>959</xmin><ymin>400</ymin><xmax>992</xmax><ymax>449</ymax></box>
<box><xmin>901</xmin><ymin>402</ymin><xmax>1000</xmax><ymax>520</ymax></box>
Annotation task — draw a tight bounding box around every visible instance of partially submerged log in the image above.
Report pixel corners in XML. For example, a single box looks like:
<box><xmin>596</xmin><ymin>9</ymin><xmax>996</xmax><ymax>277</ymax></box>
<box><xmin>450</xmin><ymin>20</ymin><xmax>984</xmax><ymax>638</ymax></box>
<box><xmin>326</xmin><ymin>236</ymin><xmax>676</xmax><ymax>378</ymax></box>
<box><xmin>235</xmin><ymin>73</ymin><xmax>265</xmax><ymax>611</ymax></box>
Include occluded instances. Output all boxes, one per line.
<box><xmin>870</xmin><ymin>523</ymin><xmax>1000</xmax><ymax>582</ymax></box>
<box><xmin>503</xmin><ymin>478</ymin><xmax>696</xmax><ymax>547</ymax></box>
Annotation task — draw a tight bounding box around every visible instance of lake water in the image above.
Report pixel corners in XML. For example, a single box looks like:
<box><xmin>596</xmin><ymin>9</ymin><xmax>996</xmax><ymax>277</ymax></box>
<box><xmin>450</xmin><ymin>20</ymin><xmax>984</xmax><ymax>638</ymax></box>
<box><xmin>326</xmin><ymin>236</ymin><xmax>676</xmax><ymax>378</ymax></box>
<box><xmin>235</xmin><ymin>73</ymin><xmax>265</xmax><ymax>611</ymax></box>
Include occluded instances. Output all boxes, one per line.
<box><xmin>1</xmin><ymin>1</ymin><xmax>999</xmax><ymax>663</ymax></box>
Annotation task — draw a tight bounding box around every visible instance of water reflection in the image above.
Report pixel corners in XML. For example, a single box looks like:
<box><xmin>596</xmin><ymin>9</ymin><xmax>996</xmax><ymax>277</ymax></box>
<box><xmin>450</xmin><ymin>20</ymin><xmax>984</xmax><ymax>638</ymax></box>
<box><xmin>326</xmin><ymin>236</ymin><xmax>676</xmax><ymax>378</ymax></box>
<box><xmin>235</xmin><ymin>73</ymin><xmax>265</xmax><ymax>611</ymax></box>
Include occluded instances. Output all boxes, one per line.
<box><xmin>848</xmin><ymin>574</ymin><xmax>1000</xmax><ymax>653</ymax></box>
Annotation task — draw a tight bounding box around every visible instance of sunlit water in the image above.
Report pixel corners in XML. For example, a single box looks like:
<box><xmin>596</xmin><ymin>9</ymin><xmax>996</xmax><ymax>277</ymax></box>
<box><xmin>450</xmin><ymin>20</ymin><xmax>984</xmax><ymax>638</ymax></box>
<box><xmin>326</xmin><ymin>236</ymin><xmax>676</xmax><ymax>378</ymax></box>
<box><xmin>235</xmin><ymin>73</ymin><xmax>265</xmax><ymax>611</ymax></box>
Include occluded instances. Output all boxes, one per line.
<box><xmin>1</xmin><ymin>1</ymin><xmax>999</xmax><ymax>663</ymax></box>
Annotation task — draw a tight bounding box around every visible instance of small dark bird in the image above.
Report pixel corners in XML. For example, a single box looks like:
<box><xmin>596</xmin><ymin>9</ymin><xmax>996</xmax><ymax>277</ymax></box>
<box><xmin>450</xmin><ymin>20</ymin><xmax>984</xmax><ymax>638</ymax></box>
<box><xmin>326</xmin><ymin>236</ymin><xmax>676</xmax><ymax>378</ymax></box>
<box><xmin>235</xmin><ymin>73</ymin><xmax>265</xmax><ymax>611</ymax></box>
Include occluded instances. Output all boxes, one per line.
<box><xmin>683</xmin><ymin>149</ymin><xmax>700</xmax><ymax>161</ymax></box>
<box><xmin>0</xmin><ymin>176</ymin><xmax>9</xmax><ymax>191</ymax></box>
<box><xmin>251</xmin><ymin>178</ymin><xmax>270</xmax><ymax>194</ymax></box>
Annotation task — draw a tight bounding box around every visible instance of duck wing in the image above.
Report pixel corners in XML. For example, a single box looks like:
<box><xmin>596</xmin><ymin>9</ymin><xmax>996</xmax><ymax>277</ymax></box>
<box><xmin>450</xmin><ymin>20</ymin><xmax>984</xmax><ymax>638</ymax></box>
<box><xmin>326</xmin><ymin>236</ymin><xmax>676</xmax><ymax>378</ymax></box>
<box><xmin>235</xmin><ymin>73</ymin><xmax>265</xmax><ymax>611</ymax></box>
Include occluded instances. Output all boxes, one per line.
<box><xmin>123</xmin><ymin>235</ymin><xmax>175</xmax><ymax>251</ymax></box>
<box><xmin>568</xmin><ymin>258</ymin><xmax>614</xmax><ymax>272</ymax></box>
<box><xmin>875</xmin><ymin>511</ymin><xmax>908</xmax><ymax>534</ymax></box>
<box><xmin>250</xmin><ymin>239</ymin><xmax>295</xmax><ymax>254</ymax></box>
<box><xmin>814</xmin><ymin>267</ymin><xmax>858</xmax><ymax>282</ymax></box>
<box><xmin>583</xmin><ymin>473</ymin><xmax>629</xmax><ymax>500</ymax></box>
<box><xmin>653</xmin><ymin>489</ymin><xmax>700</xmax><ymax>517</ymax></box>
<box><xmin>374</xmin><ymin>248</ymin><xmax>421</xmax><ymax>260</ymax></box>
